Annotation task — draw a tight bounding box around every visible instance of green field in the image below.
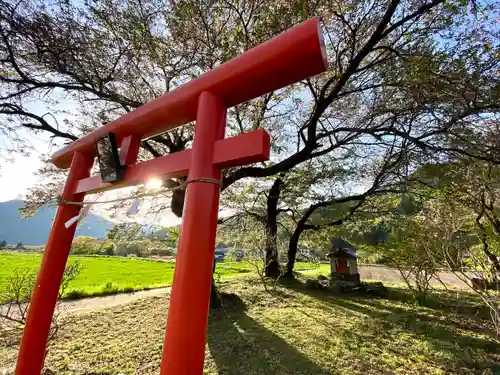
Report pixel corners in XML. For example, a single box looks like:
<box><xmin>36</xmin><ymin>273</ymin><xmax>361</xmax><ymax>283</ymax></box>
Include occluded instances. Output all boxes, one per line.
<box><xmin>0</xmin><ymin>251</ymin><xmax>255</xmax><ymax>300</ymax></box>
<box><xmin>0</xmin><ymin>252</ymin><xmax>318</xmax><ymax>300</ymax></box>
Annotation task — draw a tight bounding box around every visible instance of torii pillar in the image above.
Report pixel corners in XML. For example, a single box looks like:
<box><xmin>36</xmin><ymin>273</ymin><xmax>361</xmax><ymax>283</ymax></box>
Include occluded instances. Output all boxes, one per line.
<box><xmin>14</xmin><ymin>17</ymin><xmax>327</xmax><ymax>375</ymax></box>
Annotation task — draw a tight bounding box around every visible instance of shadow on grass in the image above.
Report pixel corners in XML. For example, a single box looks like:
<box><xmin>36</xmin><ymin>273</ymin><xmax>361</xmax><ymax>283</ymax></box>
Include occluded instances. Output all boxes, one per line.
<box><xmin>279</xmin><ymin>277</ymin><xmax>500</xmax><ymax>371</ymax></box>
<box><xmin>280</xmin><ymin>276</ymin><xmax>493</xmax><ymax>321</ymax></box>
<box><xmin>378</xmin><ymin>284</ymin><xmax>494</xmax><ymax>320</ymax></box>
<box><xmin>356</xmin><ymin>294</ymin><xmax>496</xmax><ymax>337</ymax></box>
<box><xmin>334</xmin><ymin>298</ymin><xmax>498</xmax><ymax>348</ymax></box>
<box><xmin>207</xmin><ymin>293</ymin><xmax>329</xmax><ymax>375</ymax></box>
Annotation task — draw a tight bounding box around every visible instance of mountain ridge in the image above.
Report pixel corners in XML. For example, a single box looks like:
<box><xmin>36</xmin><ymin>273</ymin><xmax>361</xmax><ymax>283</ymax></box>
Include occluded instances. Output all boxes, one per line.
<box><xmin>0</xmin><ymin>199</ymin><xmax>114</xmax><ymax>245</ymax></box>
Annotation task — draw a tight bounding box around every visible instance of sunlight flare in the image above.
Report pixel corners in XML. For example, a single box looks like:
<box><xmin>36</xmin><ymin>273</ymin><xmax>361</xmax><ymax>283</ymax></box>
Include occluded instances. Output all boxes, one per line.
<box><xmin>145</xmin><ymin>178</ymin><xmax>162</xmax><ymax>190</ymax></box>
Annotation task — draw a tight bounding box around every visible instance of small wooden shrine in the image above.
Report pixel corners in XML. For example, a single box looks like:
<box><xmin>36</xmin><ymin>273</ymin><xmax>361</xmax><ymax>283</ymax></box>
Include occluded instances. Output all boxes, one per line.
<box><xmin>327</xmin><ymin>238</ymin><xmax>360</xmax><ymax>284</ymax></box>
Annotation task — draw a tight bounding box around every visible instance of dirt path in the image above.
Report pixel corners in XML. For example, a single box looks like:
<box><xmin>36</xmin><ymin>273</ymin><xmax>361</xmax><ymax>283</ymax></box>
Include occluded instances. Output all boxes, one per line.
<box><xmin>0</xmin><ymin>287</ymin><xmax>172</xmax><ymax>320</ymax></box>
<box><xmin>301</xmin><ymin>264</ymin><xmax>469</xmax><ymax>289</ymax></box>
<box><xmin>61</xmin><ymin>287</ymin><xmax>172</xmax><ymax>314</ymax></box>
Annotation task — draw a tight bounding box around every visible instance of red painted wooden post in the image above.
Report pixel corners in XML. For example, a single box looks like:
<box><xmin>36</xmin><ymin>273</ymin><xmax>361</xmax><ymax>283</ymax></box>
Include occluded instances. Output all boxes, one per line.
<box><xmin>119</xmin><ymin>135</ymin><xmax>141</xmax><ymax>166</ymax></box>
<box><xmin>15</xmin><ymin>152</ymin><xmax>94</xmax><ymax>375</ymax></box>
<box><xmin>160</xmin><ymin>92</ymin><xmax>226</xmax><ymax>375</ymax></box>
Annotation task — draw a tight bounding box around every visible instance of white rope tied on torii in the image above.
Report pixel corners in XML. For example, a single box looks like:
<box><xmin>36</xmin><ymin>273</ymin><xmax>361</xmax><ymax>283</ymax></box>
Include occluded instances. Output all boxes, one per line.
<box><xmin>61</xmin><ymin>177</ymin><xmax>222</xmax><ymax>228</ymax></box>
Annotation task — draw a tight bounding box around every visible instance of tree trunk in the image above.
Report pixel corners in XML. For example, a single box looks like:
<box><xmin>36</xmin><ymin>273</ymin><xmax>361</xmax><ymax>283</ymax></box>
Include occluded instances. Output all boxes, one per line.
<box><xmin>264</xmin><ymin>178</ymin><xmax>282</xmax><ymax>277</ymax></box>
<box><xmin>285</xmin><ymin>228</ymin><xmax>302</xmax><ymax>277</ymax></box>
<box><xmin>264</xmin><ymin>224</ymin><xmax>280</xmax><ymax>277</ymax></box>
<box><xmin>210</xmin><ymin>259</ymin><xmax>221</xmax><ymax>308</ymax></box>
<box><xmin>476</xmin><ymin>211</ymin><xmax>500</xmax><ymax>277</ymax></box>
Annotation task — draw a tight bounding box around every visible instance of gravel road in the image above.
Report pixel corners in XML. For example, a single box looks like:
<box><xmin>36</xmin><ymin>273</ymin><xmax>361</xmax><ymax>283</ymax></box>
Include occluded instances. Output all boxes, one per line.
<box><xmin>358</xmin><ymin>264</ymin><xmax>468</xmax><ymax>289</ymax></box>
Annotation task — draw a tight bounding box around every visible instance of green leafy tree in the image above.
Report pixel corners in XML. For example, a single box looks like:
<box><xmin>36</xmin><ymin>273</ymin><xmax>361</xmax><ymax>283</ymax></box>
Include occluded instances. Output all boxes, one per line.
<box><xmin>107</xmin><ymin>223</ymin><xmax>146</xmax><ymax>242</ymax></box>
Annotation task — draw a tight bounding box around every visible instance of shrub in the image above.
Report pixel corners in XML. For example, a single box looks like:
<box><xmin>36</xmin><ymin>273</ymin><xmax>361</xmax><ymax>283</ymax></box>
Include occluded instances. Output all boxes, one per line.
<box><xmin>114</xmin><ymin>240</ymin><xmax>176</xmax><ymax>257</ymax></box>
<box><xmin>71</xmin><ymin>236</ymin><xmax>115</xmax><ymax>255</ymax></box>
<box><xmin>0</xmin><ymin>262</ymin><xmax>82</xmax><ymax>349</ymax></box>
<box><xmin>100</xmin><ymin>242</ymin><xmax>115</xmax><ymax>256</ymax></box>
<box><xmin>157</xmin><ymin>247</ymin><xmax>176</xmax><ymax>256</ymax></box>
<box><xmin>65</xmin><ymin>289</ymin><xmax>86</xmax><ymax>300</ymax></box>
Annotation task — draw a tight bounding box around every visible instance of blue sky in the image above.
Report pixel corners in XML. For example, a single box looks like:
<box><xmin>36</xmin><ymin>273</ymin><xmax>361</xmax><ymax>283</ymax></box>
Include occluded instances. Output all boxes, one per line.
<box><xmin>0</xmin><ymin>94</ymin><xmax>73</xmax><ymax>202</ymax></box>
<box><xmin>0</xmin><ymin>130</ymin><xmax>46</xmax><ymax>202</ymax></box>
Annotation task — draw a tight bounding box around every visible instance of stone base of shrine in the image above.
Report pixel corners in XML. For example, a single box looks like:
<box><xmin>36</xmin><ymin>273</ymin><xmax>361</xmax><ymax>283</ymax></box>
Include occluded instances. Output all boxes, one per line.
<box><xmin>330</xmin><ymin>272</ymin><xmax>360</xmax><ymax>285</ymax></box>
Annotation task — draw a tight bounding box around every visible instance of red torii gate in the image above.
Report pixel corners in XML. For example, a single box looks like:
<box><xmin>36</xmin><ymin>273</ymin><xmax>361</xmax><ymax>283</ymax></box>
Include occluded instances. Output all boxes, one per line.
<box><xmin>15</xmin><ymin>17</ymin><xmax>327</xmax><ymax>375</ymax></box>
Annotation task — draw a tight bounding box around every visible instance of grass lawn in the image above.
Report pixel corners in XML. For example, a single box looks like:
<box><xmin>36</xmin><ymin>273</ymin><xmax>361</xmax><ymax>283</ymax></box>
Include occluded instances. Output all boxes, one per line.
<box><xmin>0</xmin><ymin>251</ymin><xmax>255</xmax><ymax>300</ymax></box>
<box><xmin>1</xmin><ymin>276</ymin><xmax>499</xmax><ymax>374</ymax></box>
<box><xmin>301</xmin><ymin>262</ymin><xmax>330</xmax><ymax>275</ymax></box>
<box><xmin>293</xmin><ymin>261</ymin><xmax>323</xmax><ymax>271</ymax></box>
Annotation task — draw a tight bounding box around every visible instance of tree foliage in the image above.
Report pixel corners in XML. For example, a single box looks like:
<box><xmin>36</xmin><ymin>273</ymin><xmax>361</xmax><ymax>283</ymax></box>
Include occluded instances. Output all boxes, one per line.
<box><xmin>71</xmin><ymin>236</ymin><xmax>115</xmax><ymax>255</ymax></box>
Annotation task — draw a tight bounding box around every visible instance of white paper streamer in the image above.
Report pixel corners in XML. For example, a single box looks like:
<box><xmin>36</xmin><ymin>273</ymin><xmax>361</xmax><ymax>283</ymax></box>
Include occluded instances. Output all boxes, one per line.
<box><xmin>127</xmin><ymin>199</ymin><xmax>141</xmax><ymax>215</ymax></box>
<box><xmin>64</xmin><ymin>203</ymin><xmax>91</xmax><ymax>229</ymax></box>
<box><xmin>64</xmin><ymin>215</ymin><xmax>79</xmax><ymax>228</ymax></box>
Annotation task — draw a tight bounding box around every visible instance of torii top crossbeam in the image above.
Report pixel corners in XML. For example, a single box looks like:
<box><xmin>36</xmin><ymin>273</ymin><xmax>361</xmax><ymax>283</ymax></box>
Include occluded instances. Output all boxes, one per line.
<box><xmin>15</xmin><ymin>17</ymin><xmax>328</xmax><ymax>375</ymax></box>
<box><xmin>52</xmin><ymin>17</ymin><xmax>327</xmax><ymax>169</ymax></box>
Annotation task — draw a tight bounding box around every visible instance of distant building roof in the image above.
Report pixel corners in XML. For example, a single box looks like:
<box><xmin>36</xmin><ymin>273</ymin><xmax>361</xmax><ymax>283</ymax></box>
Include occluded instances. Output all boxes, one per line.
<box><xmin>328</xmin><ymin>248</ymin><xmax>357</xmax><ymax>259</ymax></box>
<box><xmin>330</xmin><ymin>237</ymin><xmax>355</xmax><ymax>250</ymax></box>
<box><xmin>329</xmin><ymin>237</ymin><xmax>357</xmax><ymax>259</ymax></box>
